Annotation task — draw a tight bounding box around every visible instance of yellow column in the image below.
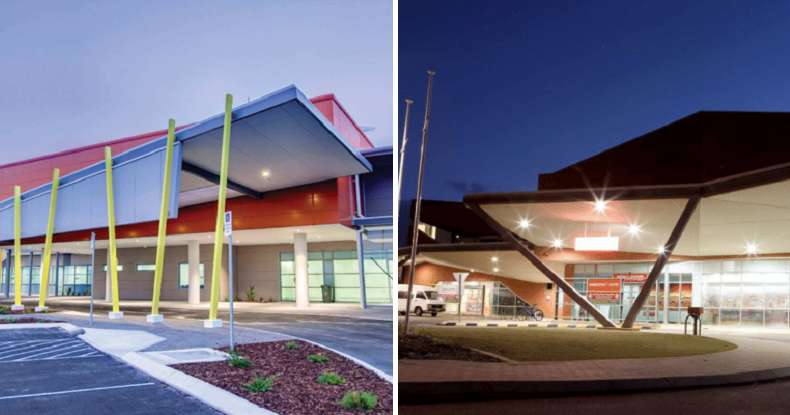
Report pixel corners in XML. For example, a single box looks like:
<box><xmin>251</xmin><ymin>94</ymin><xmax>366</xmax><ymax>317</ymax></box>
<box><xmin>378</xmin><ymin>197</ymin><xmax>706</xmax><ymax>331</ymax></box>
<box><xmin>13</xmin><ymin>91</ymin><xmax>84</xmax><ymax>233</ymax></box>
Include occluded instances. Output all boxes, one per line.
<box><xmin>12</xmin><ymin>186</ymin><xmax>22</xmax><ymax>310</ymax></box>
<box><xmin>37</xmin><ymin>169</ymin><xmax>60</xmax><ymax>310</ymax></box>
<box><xmin>149</xmin><ymin>119</ymin><xmax>176</xmax><ymax>321</ymax></box>
<box><xmin>105</xmin><ymin>147</ymin><xmax>122</xmax><ymax>318</ymax></box>
<box><xmin>207</xmin><ymin>94</ymin><xmax>233</xmax><ymax>326</ymax></box>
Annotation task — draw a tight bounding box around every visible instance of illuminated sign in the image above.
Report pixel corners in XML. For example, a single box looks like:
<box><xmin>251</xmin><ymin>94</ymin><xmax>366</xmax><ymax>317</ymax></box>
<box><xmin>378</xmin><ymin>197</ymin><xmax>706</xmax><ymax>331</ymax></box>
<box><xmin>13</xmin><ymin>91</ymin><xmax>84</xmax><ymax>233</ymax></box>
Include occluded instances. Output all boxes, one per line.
<box><xmin>574</xmin><ymin>236</ymin><xmax>619</xmax><ymax>251</ymax></box>
<box><xmin>614</xmin><ymin>273</ymin><xmax>649</xmax><ymax>283</ymax></box>
<box><xmin>588</xmin><ymin>278</ymin><xmax>621</xmax><ymax>293</ymax></box>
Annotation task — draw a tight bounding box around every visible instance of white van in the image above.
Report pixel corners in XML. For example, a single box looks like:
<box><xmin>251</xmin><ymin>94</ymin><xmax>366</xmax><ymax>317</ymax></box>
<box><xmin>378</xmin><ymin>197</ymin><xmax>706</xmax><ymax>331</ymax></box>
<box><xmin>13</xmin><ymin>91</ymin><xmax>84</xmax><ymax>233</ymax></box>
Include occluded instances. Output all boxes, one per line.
<box><xmin>398</xmin><ymin>284</ymin><xmax>446</xmax><ymax>316</ymax></box>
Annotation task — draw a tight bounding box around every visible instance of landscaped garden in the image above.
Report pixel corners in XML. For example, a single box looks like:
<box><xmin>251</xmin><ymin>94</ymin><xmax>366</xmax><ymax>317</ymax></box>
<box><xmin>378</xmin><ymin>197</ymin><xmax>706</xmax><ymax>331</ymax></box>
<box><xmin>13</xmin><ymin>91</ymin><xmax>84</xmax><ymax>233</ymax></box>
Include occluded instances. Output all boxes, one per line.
<box><xmin>172</xmin><ymin>339</ymin><xmax>392</xmax><ymax>414</ymax></box>
<box><xmin>1</xmin><ymin>317</ymin><xmax>65</xmax><ymax>324</ymax></box>
<box><xmin>0</xmin><ymin>305</ymin><xmax>60</xmax><ymax>315</ymax></box>
<box><xmin>400</xmin><ymin>325</ymin><xmax>738</xmax><ymax>362</ymax></box>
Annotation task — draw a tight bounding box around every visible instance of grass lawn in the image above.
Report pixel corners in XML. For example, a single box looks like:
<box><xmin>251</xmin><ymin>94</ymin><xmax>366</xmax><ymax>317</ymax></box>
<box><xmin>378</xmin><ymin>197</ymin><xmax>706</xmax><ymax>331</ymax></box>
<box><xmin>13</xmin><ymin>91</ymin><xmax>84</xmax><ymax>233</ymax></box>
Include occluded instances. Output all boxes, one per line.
<box><xmin>408</xmin><ymin>327</ymin><xmax>737</xmax><ymax>361</ymax></box>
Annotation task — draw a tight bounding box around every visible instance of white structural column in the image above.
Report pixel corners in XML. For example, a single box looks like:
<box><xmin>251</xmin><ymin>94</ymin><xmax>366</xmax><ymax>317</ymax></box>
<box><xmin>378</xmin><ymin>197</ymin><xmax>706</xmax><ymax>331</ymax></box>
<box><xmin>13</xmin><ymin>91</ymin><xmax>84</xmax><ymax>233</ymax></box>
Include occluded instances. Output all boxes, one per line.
<box><xmin>188</xmin><ymin>240</ymin><xmax>201</xmax><ymax>305</ymax></box>
<box><xmin>105</xmin><ymin>249</ymin><xmax>112</xmax><ymax>301</ymax></box>
<box><xmin>294</xmin><ymin>232</ymin><xmax>309</xmax><ymax>308</ymax></box>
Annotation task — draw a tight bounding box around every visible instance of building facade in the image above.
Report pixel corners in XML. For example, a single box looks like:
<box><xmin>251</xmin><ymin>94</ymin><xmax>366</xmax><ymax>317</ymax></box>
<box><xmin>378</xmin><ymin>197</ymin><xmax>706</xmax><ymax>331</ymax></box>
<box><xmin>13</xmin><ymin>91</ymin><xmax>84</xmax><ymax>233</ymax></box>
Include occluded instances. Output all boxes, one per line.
<box><xmin>0</xmin><ymin>85</ymin><xmax>393</xmax><ymax>307</ymax></box>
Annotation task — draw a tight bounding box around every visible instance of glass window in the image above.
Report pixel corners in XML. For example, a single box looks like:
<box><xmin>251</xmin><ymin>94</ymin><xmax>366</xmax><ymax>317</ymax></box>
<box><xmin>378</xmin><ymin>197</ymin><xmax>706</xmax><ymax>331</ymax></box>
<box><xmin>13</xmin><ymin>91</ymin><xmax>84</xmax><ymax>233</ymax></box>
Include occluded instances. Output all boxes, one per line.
<box><xmin>177</xmin><ymin>262</ymin><xmax>204</xmax><ymax>289</ymax></box>
<box><xmin>765</xmin><ymin>310</ymin><xmax>788</xmax><ymax>327</ymax></box>
<box><xmin>101</xmin><ymin>264</ymin><xmax>123</xmax><ymax>272</ymax></box>
<box><xmin>742</xmin><ymin>284</ymin><xmax>765</xmax><ymax>308</ymax></box>
<box><xmin>742</xmin><ymin>310</ymin><xmax>764</xmax><ymax>326</ymax></box>
<box><xmin>136</xmin><ymin>263</ymin><xmax>156</xmax><ymax>272</ymax></box>
<box><xmin>721</xmin><ymin>284</ymin><xmax>741</xmax><ymax>308</ymax></box>
<box><xmin>765</xmin><ymin>285</ymin><xmax>789</xmax><ymax>309</ymax></box>
<box><xmin>702</xmin><ymin>284</ymin><xmax>721</xmax><ymax>307</ymax></box>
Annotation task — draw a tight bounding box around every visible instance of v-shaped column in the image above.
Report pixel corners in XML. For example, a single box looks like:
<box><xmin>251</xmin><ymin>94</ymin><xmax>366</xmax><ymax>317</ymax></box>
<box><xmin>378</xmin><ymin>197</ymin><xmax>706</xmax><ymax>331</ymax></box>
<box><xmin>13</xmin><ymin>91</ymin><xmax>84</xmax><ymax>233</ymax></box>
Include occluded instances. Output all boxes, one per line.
<box><xmin>467</xmin><ymin>202</ymin><xmax>617</xmax><ymax>328</ymax></box>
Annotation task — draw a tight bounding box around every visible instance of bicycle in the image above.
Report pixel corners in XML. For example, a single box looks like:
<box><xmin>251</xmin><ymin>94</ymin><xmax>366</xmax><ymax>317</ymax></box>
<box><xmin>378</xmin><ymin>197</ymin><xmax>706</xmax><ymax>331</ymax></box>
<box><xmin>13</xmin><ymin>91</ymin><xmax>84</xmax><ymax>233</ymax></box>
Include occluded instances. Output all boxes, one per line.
<box><xmin>516</xmin><ymin>305</ymin><xmax>544</xmax><ymax>321</ymax></box>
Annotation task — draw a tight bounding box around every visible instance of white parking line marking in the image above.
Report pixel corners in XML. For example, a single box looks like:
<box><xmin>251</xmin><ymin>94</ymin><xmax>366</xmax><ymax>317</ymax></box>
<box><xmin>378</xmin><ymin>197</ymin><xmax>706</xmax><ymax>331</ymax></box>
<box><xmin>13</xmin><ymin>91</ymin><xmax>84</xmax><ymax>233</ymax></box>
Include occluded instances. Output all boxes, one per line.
<box><xmin>0</xmin><ymin>340</ymin><xmax>81</xmax><ymax>361</ymax></box>
<box><xmin>15</xmin><ymin>343</ymin><xmax>88</xmax><ymax>361</ymax></box>
<box><xmin>0</xmin><ymin>339</ymin><xmax>76</xmax><ymax>358</ymax></box>
<box><xmin>0</xmin><ymin>382</ymin><xmax>155</xmax><ymax>400</ymax></box>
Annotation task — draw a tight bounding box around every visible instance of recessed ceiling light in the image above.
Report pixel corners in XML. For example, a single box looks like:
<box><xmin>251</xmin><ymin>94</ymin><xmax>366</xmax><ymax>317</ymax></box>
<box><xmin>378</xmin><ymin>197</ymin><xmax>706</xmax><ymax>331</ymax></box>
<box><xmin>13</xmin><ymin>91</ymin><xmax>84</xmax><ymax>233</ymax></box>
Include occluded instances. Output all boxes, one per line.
<box><xmin>746</xmin><ymin>243</ymin><xmax>758</xmax><ymax>255</ymax></box>
<box><xmin>519</xmin><ymin>219</ymin><xmax>531</xmax><ymax>228</ymax></box>
<box><xmin>491</xmin><ymin>257</ymin><xmax>498</xmax><ymax>262</ymax></box>
<box><xmin>552</xmin><ymin>239</ymin><xmax>563</xmax><ymax>248</ymax></box>
<box><xmin>657</xmin><ymin>245</ymin><xmax>666</xmax><ymax>254</ymax></box>
<box><xmin>493</xmin><ymin>268</ymin><xmax>499</xmax><ymax>272</ymax></box>
<box><xmin>628</xmin><ymin>224</ymin><xmax>641</xmax><ymax>235</ymax></box>
<box><xmin>262</xmin><ymin>171</ymin><xmax>270</xmax><ymax>177</ymax></box>
<box><xmin>594</xmin><ymin>199</ymin><xmax>607</xmax><ymax>213</ymax></box>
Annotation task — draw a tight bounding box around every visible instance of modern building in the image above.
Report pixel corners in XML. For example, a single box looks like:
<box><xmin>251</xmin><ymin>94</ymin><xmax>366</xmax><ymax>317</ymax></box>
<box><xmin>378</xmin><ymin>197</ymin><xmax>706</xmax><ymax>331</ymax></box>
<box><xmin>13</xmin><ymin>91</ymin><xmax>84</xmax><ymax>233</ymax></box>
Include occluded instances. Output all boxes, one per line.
<box><xmin>400</xmin><ymin>111</ymin><xmax>790</xmax><ymax>327</ymax></box>
<box><xmin>0</xmin><ymin>85</ymin><xmax>393</xmax><ymax>308</ymax></box>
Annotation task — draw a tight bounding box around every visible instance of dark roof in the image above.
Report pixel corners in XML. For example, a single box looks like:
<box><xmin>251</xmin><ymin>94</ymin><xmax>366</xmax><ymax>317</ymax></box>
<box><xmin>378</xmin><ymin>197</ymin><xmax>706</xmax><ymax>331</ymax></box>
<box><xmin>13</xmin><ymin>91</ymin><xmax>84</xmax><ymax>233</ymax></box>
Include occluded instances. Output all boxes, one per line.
<box><xmin>410</xmin><ymin>199</ymin><xmax>498</xmax><ymax>238</ymax></box>
<box><xmin>538</xmin><ymin>111</ymin><xmax>790</xmax><ymax>191</ymax></box>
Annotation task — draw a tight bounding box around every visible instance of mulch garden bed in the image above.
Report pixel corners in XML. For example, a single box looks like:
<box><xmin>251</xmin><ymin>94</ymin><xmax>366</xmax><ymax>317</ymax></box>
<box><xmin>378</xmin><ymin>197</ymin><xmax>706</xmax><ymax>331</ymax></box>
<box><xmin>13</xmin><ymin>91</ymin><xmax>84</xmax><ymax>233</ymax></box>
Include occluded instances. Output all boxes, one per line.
<box><xmin>0</xmin><ymin>305</ymin><xmax>61</xmax><ymax>315</ymax></box>
<box><xmin>399</xmin><ymin>332</ymin><xmax>503</xmax><ymax>362</ymax></box>
<box><xmin>0</xmin><ymin>317</ymin><xmax>66</xmax><ymax>324</ymax></box>
<box><xmin>172</xmin><ymin>340</ymin><xmax>392</xmax><ymax>415</ymax></box>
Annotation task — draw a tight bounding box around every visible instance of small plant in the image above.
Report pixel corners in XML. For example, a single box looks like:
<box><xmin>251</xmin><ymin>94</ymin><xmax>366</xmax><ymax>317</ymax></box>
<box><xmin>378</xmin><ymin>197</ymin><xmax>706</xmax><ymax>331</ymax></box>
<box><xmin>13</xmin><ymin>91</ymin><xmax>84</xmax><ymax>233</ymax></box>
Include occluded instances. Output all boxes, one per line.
<box><xmin>4</xmin><ymin>317</ymin><xmax>14</xmax><ymax>323</ymax></box>
<box><xmin>86</xmin><ymin>287</ymin><xmax>91</xmax><ymax>296</ymax></box>
<box><xmin>284</xmin><ymin>341</ymin><xmax>300</xmax><ymax>350</ymax></box>
<box><xmin>245</xmin><ymin>285</ymin><xmax>256</xmax><ymax>302</ymax></box>
<box><xmin>339</xmin><ymin>391</ymin><xmax>378</xmax><ymax>412</ymax></box>
<box><xmin>224</xmin><ymin>297</ymin><xmax>228</xmax><ymax>302</ymax></box>
<box><xmin>242</xmin><ymin>373</ymin><xmax>281</xmax><ymax>393</ymax></box>
<box><xmin>234</xmin><ymin>296</ymin><xmax>241</xmax><ymax>302</ymax></box>
<box><xmin>258</xmin><ymin>297</ymin><xmax>263</xmax><ymax>302</ymax></box>
<box><xmin>268</xmin><ymin>297</ymin><xmax>273</xmax><ymax>302</ymax></box>
<box><xmin>38</xmin><ymin>319</ymin><xmax>46</xmax><ymax>323</ymax></box>
<box><xmin>227</xmin><ymin>350</ymin><xmax>254</xmax><ymax>368</ymax></box>
<box><xmin>65</xmin><ymin>287</ymin><xmax>73</xmax><ymax>296</ymax></box>
<box><xmin>316</xmin><ymin>371</ymin><xmax>346</xmax><ymax>385</ymax></box>
<box><xmin>307</xmin><ymin>353</ymin><xmax>330</xmax><ymax>363</ymax></box>
<box><xmin>0</xmin><ymin>309</ymin><xmax>7</xmax><ymax>315</ymax></box>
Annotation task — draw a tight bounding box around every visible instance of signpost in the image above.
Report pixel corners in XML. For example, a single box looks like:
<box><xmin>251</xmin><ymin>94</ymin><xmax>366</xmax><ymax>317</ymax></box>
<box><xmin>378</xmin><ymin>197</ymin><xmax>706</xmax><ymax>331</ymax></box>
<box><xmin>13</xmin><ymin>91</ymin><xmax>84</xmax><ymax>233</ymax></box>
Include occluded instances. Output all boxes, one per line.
<box><xmin>587</xmin><ymin>278</ymin><xmax>622</xmax><ymax>304</ymax></box>
<box><xmin>89</xmin><ymin>233</ymin><xmax>95</xmax><ymax>325</ymax></box>
<box><xmin>224</xmin><ymin>211</ymin><xmax>235</xmax><ymax>351</ymax></box>
<box><xmin>453</xmin><ymin>272</ymin><xmax>469</xmax><ymax>323</ymax></box>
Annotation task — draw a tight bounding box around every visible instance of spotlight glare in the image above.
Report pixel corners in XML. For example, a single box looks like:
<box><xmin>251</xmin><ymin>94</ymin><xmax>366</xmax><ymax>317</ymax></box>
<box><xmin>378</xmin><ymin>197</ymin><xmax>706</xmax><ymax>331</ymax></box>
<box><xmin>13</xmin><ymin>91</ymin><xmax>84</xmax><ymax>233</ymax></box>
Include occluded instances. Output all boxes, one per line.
<box><xmin>594</xmin><ymin>199</ymin><xmax>607</xmax><ymax>212</ymax></box>
<box><xmin>746</xmin><ymin>244</ymin><xmax>758</xmax><ymax>255</ymax></box>
<box><xmin>519</xmin><ymin>219</ymin><xmax>531</xmax><ymax>228</ymax></box>
<box><xmin>628</xmin><ymin>224</ymin><xmax>641</xmax><ymax>235</ymax></box>
<box><xmin>657</xmin><ymin>245</ymin><xmax>666</xmax><ymax>254</ymax></box>
<box><xmin>493</xmin><ymin>268</ymin><xmax>499</xmax><ymax>272</ymax></box>
<box><xmin>552</xmin><ymin>239</ymin><xmax>563</xmax><ymax>249</ymax></box>
<box><xmin>491</xmin><ymin>257</ymin><xmax>498</xmax><ymax>262</ymax></box>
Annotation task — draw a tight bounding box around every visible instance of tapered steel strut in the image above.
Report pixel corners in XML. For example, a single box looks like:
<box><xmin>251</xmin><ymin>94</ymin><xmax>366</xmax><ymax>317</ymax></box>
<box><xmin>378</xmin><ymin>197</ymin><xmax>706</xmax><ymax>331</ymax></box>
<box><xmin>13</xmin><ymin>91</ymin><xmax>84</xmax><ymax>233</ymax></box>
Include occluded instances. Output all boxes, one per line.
<box><xmin>466</xmin><ymin>202</ymin><xmax>617</xmax><ymax>328</ymax></box>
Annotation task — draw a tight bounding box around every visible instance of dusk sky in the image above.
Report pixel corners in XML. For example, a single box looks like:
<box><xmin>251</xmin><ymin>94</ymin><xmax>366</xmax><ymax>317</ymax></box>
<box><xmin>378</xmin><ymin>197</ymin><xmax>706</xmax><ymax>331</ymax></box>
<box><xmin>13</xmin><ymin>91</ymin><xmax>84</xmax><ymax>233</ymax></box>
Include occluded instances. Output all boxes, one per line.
<box><xmin>399</xmin><ymin>0</ymin><xmax>790</xmax><ymax>239</ymax></box>
<box><xmin>0</xmin><ymin>0</ymin><xmax>393</xmax><ymax>164</ymax></box>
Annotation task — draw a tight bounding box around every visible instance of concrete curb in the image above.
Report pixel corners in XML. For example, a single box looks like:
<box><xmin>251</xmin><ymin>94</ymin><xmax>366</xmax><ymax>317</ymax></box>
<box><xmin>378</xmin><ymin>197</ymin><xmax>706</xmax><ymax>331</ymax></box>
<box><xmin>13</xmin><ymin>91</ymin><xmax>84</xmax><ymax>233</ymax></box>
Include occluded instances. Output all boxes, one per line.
<box><xmin>399</xmin><ymin>366</ymin><xmax>790</xmax><ymax>405</ymax></box>
<box><xmin>437</xmin><ymin>321</ymin><xmax>655</xmax><ymax>330</ymax></box>
<box><xmin>236</xmin><ymin>325</ymin><xmax>393</xmax><ymax>383</ymax></box>
<box><xmin>123</xmin><ymin>351</ymin><xmax>278</xmax><ymax>415</ymax></box>
<box><xmin>0</xmin><ymin>322</ymin><xmax>85</xmax><ymax>335</ymax></box>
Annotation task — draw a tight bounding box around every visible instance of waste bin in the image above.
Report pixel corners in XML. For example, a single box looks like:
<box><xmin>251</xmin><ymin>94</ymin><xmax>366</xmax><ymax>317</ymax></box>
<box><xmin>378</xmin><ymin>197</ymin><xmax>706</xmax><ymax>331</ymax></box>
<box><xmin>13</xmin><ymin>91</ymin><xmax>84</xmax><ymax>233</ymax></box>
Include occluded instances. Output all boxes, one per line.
<box><xmin>321</xmin><ymin>285</ymin><xmax>335</xmax><ymax>303</ymax></box>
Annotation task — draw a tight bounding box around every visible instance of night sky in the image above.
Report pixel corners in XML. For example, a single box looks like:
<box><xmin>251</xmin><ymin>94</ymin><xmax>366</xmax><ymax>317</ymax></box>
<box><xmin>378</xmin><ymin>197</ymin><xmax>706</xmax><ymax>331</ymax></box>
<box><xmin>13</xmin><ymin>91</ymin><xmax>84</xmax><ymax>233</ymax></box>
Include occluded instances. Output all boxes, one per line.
<box><xmin>398</xmin><ymin>0</ymin><xmax>790</xmax><ymax>243</ymax></box>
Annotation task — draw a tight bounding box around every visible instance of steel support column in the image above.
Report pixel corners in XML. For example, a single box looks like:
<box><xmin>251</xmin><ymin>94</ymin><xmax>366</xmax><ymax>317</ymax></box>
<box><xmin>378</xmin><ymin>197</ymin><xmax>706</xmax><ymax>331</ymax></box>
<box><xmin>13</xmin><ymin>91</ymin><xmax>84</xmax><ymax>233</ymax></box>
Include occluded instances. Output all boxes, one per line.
<box><xmin>466</xmin><ymin>202</ymin><xmax>617</xmax><ymax>328</ymax></box>
<box><xmin>149</xmin><ymin>119</ymin><xmax>176</xmax><ymax>322</ymax></box>
<box><xmin>622</xmin><ymin>197</ymin><xmax>700</xmax><ymax>328</ymax></box>
<box><xmin>38</xmin><ymin>169</ymin><xmax>59</xmax><ymax>310</ymax></box>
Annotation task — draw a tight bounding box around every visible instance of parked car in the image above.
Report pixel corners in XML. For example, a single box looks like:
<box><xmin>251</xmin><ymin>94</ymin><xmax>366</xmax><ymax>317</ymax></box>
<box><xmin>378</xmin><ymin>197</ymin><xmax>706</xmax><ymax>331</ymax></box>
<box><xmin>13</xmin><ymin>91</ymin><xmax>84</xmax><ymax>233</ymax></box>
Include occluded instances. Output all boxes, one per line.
<box><xmin>398</xmin><ymin>284</ymin><xmax>446</xmax><ymax>316</ymax></box>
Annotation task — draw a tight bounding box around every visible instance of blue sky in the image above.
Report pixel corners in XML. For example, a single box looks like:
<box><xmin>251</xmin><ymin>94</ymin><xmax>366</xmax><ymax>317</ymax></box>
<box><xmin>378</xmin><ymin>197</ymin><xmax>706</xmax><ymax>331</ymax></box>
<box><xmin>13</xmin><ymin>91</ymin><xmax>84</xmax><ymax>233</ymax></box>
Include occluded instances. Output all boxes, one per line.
<box><xmin>0</xmin><ymin>0</ymin><xmax>392</xmax><ymax>164</ymax></box>
<box><xmin>398</xmin><ymin>0</ymin><xmax>790</xmax><ymax>241</ymax></box>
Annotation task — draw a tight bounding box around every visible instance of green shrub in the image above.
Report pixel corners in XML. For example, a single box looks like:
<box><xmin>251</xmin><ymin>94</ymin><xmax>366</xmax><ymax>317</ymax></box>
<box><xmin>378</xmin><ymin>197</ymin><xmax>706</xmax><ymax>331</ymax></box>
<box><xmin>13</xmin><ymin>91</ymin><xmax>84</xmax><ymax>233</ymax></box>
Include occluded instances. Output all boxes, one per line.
<box><xmin>4</xmin><ymin>317</ymin><xmax>14</xmax><ymax>323</ymax></box>
<box><xmin>307</xmin><ymin>353</ymin><xmax>330</xmax><ymax>363</ymax></box>
<box><xmin>339</xmin><ymin>391</ymin><xmax>378</xmax><ymax>412</ymax></box>
<box><xmin>245</xmin><ymin>285</ymin><xmax>256</xmax><ymax>302</ymax></box>
<box><xmin>227</xmin><ymin>350</ymin><xmax>254</xmax><ymax>368</ymax></box>
<box><xmin>284</xmin><ymin>341</ymin><xmax>300</xmax><ymax>350</ymax></box>
<box><xmin>0</xmin><ymin>309</ymin><xmax>7</xmax><ymax>315</ymax></box>
<box><xmin>242</xmin><ymin>373</ymin><xmax>280</xmax><ymax>393</ymax></box>
<box><xmin>316</xmin><ymin>371</ymin><xmax>346</xmax><ymax>385</ymax></box>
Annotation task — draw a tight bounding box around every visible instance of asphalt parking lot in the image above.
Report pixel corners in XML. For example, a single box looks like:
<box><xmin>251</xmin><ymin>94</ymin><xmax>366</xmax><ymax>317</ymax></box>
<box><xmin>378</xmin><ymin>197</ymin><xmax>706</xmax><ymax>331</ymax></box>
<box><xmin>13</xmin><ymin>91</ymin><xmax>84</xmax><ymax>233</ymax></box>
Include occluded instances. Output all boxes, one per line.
<box><xmin>0</xmin><ymin>329</ymin><xmax>218</xmax><ymax>415</ymax></box>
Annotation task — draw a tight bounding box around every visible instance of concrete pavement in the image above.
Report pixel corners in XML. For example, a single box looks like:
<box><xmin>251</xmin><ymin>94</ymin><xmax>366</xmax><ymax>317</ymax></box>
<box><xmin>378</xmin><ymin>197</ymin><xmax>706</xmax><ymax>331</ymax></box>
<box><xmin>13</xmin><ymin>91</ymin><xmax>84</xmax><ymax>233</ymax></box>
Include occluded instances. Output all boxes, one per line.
<box><xmin>399</xmin><ymin>334</ymin><xmax>790</xmax><ymax>404</ymax></box>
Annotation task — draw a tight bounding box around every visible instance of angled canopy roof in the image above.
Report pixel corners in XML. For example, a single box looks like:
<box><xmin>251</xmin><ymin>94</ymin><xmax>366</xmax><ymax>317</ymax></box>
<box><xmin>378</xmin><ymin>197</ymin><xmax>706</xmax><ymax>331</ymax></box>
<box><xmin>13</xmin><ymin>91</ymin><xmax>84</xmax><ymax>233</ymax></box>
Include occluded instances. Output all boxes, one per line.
<box><xmin>0</xmin><ymin>85</ymin><xmax>373</xmax><ymax>240</ymax></box>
